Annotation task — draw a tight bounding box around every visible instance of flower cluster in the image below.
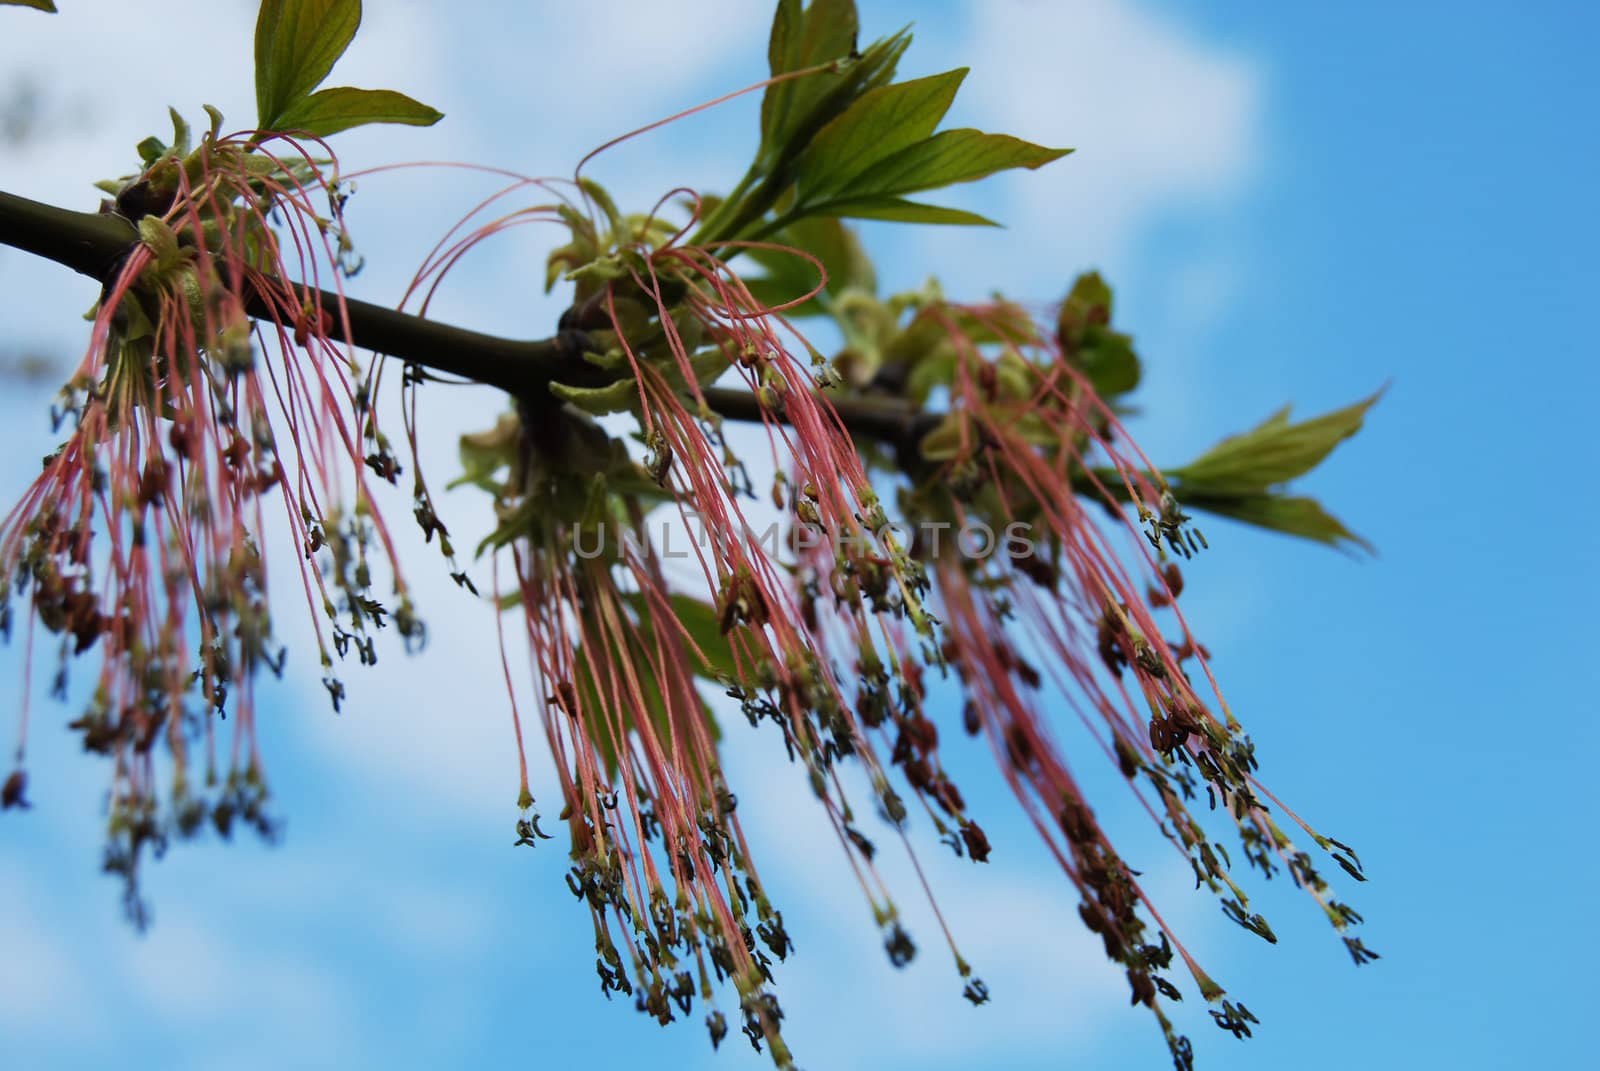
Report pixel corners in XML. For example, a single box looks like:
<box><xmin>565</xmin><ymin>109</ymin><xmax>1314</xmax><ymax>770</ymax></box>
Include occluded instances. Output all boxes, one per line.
<box><xmin>425</xmin><ymin>166</ymin><xmax>1376</xmax><ymax>1063</ymax></box>
<box><xmin>0</xmin><ymin>110</ymin><xmax>415</xmax><ymax>923</ymax></box>
<box><xmin>0</xmin><ymin>1</ymin><xmax>1379</xmax><ymax>1066</ymax></box>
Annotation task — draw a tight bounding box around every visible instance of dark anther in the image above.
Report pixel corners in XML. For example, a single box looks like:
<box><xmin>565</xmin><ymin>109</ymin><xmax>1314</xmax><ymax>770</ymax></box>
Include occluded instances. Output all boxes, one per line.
<box><xmin>960</xmin><ymin>821</ymin><xmax>991</xmax><ymax>863</ymax></box>
<box><xmin>1</xmin><ymin>769</ymin><xmax>29</xmax><ymax>811</ymax></box>
<box><xmin>884</xmin><ymin>923</ymin><xmax>916</xmax><ymax>967</ymax></box>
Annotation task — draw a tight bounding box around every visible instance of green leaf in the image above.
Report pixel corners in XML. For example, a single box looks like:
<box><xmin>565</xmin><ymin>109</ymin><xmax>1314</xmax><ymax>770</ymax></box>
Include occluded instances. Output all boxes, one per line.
<box><xmin>168</xmin><ymin>106</ymin><xmax>192</xmax><ymax>157</ymax></box>
<box><xmin>550</xmin><ymin>348</ymin><xmax>725</xmax><ymax>416</ymax></box>
<box><xmin>1055</xmin><ymin>272</ymin><xmax>1139</xmax><ymax>397</ymax></box>
<box><xmin>449</xmin><ymin>413</ymin><xmax>518</xmax><ymax>492</ymax></box>
<box><xmin>1057</xmin><ymin>270</ymin><xmax>1113</xmax><ymax>343</ymax></box>
<box><xmin>917</xmin><ymin>412</ymin><xmax>967</xmax><ymax>461</ymax></box>
<box><xmin>1</xmin><ymin>1</ymin><xmax>58</xmax><ymax>12</ymax></box>
<box><xmin>272</xmin><ymin>86</ymin><xmax>442</xmax><ymax>137</ymax></box>
<box><xmin>137</xmin><ymin>215</ymin><xmax>184</xmax><ymax>272</ymax></box>
<box><xmin>1182</xmin><ymin>492</ymin><xmax>1374</xmax><ymax>555</ymax></box>
<box><xmin>836</xmin><ymin>128</ymin><xmax>1070</xmax><ymax>201</ymax></box>
<box><xmin>743</xmin><ymin>275</ymin><xmax>813</xmax><ymax>313</ymax></box>
<box><xmin>1170</xmin><ymin>390</ymin><xmax>1383</xmax><ymax>495</ymax></box>
<box><xmin>742</xmin><ymin>216</ymin><xmax>875</xmax><ymax>314</ymax></box>
<box><xmin>793</xmin><ymin>69</ymin><xmax>968</xmax><ymax>202</ymax></box>
<box><xmin>904</xmin><ymin>345</ymin><xmax>957</xmax><ymax>404</ymax></box>
<box><xmin>135</xmin><ymin>136</ymin><xmax>166</xmax><ymax>166</ymax></box>
<box><xmin>623</xmin><ymin>593</ymin><xmax>738</xmax><ymax>681</ymax></box>
<box><xmin>759</xmin><ymin>8</ymin><xmax>912</xmax><ymax>180</ymax></box>
<box><xmin>810</xmin><ymin>197</ymin><xmax>999</xmax><ymax>227</ymax></box>
<box><xmin>699</xmin><ymin>6</ymin><xmax>908</xmax><ymax>245</ymax></box>
<box><xmin>254</xmin><ymin>0</ymin><xmax>363</xmax><ymax>128</ymax></box>
<box><xmin>548</xmin><ymin>375</ymin><xmax>643</xmax><ymax>416</ymax></box>
<box><xmin>571</xmin><ymin>603</ymin><xmax>726</xmax><ymax>779</ymax></box>
<box><xmin>761</xmin><ymin>0</ymin><xmax>861</xmax><ymax>159</ymax></box>
<box><xmin>1075</xmin><ymin>329</ymin><xmax>1141</xmax><ymax>398</ymax></box>
<box><xmin>203</xmin><ymin>104</ymin><xmax>226</xmax><ymax>141</ymax></box>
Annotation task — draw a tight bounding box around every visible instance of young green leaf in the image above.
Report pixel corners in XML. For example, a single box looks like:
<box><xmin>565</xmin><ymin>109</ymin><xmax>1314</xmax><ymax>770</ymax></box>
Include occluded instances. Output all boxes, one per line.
<box><xmin>271</xmin><ymin>87</ymin><xmax>443</xmax><ymax>137</ymax></box>
<box><xmin>572</xmin><ymin>601</ymin><xmax>727</xmax><ymax>778</ymax></box>
<box><xmin>697</xmin><ymin>7</ymin><xmax>910</xmax><ymax>245</ymax></box>
<box><xmin>550</xmin><ymin>348</ymin><xmax>724</xmax><ymax>416</ymax></box>
<box><xmin>793</xmin><ymin>69</ymin><xmax>968</xmax><ymax>202</ymax></box>
<box><xmin>759</xmin><ymin>11</ymin><xmax>912</xmax><ymax>180</ymax></box>
<box><xmin>832</xmin><ymin>128</ymin><xmax>1070</xmax><ymax>202</ymax></box>
<box><xmin>254</xmin><ymin>0</ymin><xmax>363</xmax><ymax>128</ymax></box>
<box><xmin>1056</xmin><ymin>272</ymin><xmax>1139</xmax><ymax>397</ymax></box>
<box><xmin>1170</xmin><ymin>391</ymin><xmax>1383</xmax><ymax>495</ymax></box>
<box><xmin>742</xmin><ymin>216</ymin><xmax>876</xmax><ymax>314</ymax></box>
<box><xmin>1057</xmin><ymin>271</ymin><xmax>1113</xmax><ymax>344</ymax></box>
<box><xmin>761</xmin><ymin>0</ymin><xmax>861</xmax><ymax>160</ymax></box>
<box><xmin>1074</xmin><ymin>329</ymin><xmax>1141</xmax><ymax>398</ymax></box>
<box><xmin>1179</xmin><ymin>492</ymin><xmax>1374</xmax><ymax>555</ymax></box>
<box><xmin>769</xmin><ymin>63</ymin><xmax>1067</xmax><ymax>228</ymax></box>
<box><xmin>624</xmin><ymin>593</ymin><xmax>739</xmax><ymax>681</ymax></box>
<box><xmin>807</xmin><ymin>197</ymin><xmax>999</xmax><ymax>227</ymax></box>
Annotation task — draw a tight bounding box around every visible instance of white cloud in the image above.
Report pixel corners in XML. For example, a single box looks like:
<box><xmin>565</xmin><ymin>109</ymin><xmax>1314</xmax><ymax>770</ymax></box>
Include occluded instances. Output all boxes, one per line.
<box><xmin>0</xmin><ymin>874</ymin><xmax>95</xmax><ymax>1037</ymax></box>
<box><xmin>905</xmin><ymin>0</ymin><xmax>1263</xmax><ymax>292</ymax></box>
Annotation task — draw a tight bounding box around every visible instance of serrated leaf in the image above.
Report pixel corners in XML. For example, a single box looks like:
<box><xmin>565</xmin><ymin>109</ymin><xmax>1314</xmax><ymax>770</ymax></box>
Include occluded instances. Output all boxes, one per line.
<box><xmin>1</xmin><ymin>1</ymin><xmax>58</xmax><ymax>12</ymax></box>
<box><xmin>1182</xmin><ymin>492</ymin><xmax>1374</xmax><ymax>555</ymax></box>
<box><xmin>837</xmin><ymin>128</ymin><xmax>1070</xmax><ymax>201</ymax></box>
<box><xmin>1171</xmin><ymin>391</ymin><xmax>1383</xmax><ymax>495</ymax></box>
<box><xmin>255</xmin><ymin>0</ymin><xmax>362</xmax><ymax>129</ymax></box>
<box><xmin>272</xmin><ymin>86</ymin><xmax>442</xmax><ymax>137</ymax></box>
<box><xmin>794</xmin><ymin>69</ymin><xmax>967</xmax><ymax>202</ymax></box>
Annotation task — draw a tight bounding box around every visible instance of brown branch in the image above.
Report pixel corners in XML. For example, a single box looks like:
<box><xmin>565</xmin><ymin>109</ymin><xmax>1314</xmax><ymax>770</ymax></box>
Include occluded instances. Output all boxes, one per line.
<box><xmin>0</xmin><ymin>189</ymin><xmax>585</xmax><ymax>394</ymax></box>
<box><xmin>700</xmin><ymin>386</ymin><xmax>934</xmax><ymax>455</ymax></box>
<box><xmin>0</xmin><ymin>188</ymin><xmax>925</xmax><ymax>446</ymax></box>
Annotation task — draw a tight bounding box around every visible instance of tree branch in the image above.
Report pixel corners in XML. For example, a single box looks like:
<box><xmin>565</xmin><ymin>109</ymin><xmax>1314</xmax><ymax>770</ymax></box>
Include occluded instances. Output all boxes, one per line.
<box><xmin>699</xmin><ymin>386</ymin><xmax>933</xmax><ymax>454</ymax></box>
<box><xmin>0</xmin><ymin>189</ymin><xmax>585</xmax><ymax>395</ymax></box>
<box><xmin>0</xmin><ymin>188</ymin><xmax>925</xmax><ymax>447</ymax></box>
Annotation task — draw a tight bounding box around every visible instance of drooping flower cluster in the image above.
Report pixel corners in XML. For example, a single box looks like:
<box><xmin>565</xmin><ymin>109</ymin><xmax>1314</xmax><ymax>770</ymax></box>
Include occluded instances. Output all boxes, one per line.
<box><xmin>893</xmin><ymin>292</ymin><xmax>1375</xmax><ymax>1057</ymax></box>
<box><xmin>0</xmin><ymin>113</ymin><xmax>416</xmax><ymax>923</ymax></box>
<box><xmin>0</xmin><ymin>1</ymin><xmax>1380</xmax><ymax>1065</ymax></box>
<box><xmin>417</xmin><ymin>163</ymin><xmax>1375</xmax><ymax>1065</ymax></box>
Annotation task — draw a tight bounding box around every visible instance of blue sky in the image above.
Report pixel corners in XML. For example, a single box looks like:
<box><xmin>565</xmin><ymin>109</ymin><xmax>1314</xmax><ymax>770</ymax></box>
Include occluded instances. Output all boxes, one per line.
<box><xmin>1</xmin><ymin>1</ymin><xmax>1596</xmax><ymax>1068</ymax></box>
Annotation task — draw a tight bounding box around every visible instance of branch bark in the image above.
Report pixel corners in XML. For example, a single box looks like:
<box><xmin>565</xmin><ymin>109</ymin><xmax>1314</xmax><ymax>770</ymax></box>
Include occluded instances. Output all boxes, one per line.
<box><xmin>0</xmin><ymin>189</ymin><xmax>583</xmax><ymax>394</ymax></box>
<box><xmin>0</xmin><ymin>188</ymin><xmax>925</xmax><ymax>447</ymax></box>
